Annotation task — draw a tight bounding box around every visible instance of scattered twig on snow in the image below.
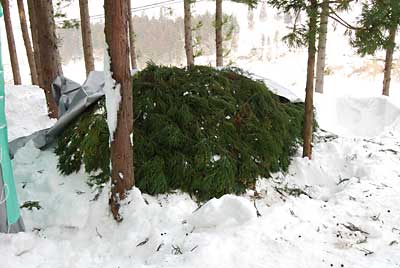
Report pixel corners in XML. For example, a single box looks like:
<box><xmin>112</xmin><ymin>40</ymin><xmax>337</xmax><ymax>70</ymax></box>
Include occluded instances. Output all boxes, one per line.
<box><xmin>136</xmin><ymin>238</ymin><xmax>149</xmax><ymax>247</ymax></box>
<box><xmin>156</xmin><ymin>243</ymin><xmax>164</xmax><ymax>252</ymax></box>
<box><xmin>342</xmin><ymin>223</ymin><xmax>369</xmax><ymax>235</ymax></box>
<box><xmin>15</xmin><ymin>250</ymin><xmax>30</xmax><ymax>257</ymax></box>
<box><xmin>358</xmin><ymin>248</ymin><xmax>374</xmax><ymax>256</ymax></box>
<box><xmin>172</xmin><ymin>245</ymin><xmax>183</xmax><ymax>255</ymax></box>
<box><xmin>191</xmin><ymin>245</ymin><xmax>199</xmax><ymax>252</ymax></box>
<box><xmin>96</xmin><ymin>227</ymin><xmax>103</xmax><ymax>239</ymax></box>
<box><xmin>254</xmin><ymin>200</ymin><xmax>262</xmax><ymax>217</ymax></box>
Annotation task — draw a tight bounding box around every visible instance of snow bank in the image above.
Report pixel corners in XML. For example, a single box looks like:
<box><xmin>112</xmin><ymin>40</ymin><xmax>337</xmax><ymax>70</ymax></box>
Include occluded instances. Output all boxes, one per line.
<box><xmin>315</xmin><ymin>95</ymin><xmax>400</xmax><ymax>138</ymax></box>
<box><xmin>187</xmin><ymin>195</ymin><xmax>256</xmax><ymax>228</ymax></box>
<box><xmin>5</xmin><ymin>85</ymin><xmax>55</xmax><ymax>141</ymax></box>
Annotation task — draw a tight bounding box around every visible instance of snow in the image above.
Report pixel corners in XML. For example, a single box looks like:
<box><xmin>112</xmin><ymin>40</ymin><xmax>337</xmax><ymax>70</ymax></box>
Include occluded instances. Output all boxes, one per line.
<box><xmin>103</xmin><ymin>48</ymin><xmax>121</xmax><ymax>141</ymax></box>
<box><xmin>1</xmin><ymin>1</ymin><xmax>400</xmax><ymax>267</ymax></box>
<box><xmin>4</xmin><ymin>85</ymin><xmax>55</xmax><ymax>141</ymax></box>
<box><xmin>187</xmin><ymin>195</ymin><xmax>256</xmax><ymax>228</ymax></box>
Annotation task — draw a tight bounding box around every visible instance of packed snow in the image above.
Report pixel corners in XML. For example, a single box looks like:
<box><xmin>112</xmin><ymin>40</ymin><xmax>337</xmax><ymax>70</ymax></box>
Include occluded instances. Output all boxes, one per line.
<box><xmin>4</xmin><ymin>85</ymin><xmax>55</xmax><ymax>141</ymax></box>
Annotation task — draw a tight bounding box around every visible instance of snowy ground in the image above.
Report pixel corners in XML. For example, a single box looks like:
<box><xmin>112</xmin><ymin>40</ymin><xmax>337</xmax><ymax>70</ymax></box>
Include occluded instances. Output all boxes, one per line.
<box><xmin>1</xmin><ymin>74</ymin><xmax>400</xmax><ymax>268</ymax></box>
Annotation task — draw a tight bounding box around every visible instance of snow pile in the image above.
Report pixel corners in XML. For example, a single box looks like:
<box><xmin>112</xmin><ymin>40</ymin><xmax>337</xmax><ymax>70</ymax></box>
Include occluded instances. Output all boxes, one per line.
<box><xmin>315</xmin><ymin>95</ymin><xmax>400</xmax><ymax>138</ymax></box>
<box><xmin>187</xmin><ymin>195</ymin><xmax>256</xmax><ymax>228</ymax></box>
<box><xmin>5</xmin><ymin>85</ymin><xmax>55</xmax><ymax>141</ymax></box>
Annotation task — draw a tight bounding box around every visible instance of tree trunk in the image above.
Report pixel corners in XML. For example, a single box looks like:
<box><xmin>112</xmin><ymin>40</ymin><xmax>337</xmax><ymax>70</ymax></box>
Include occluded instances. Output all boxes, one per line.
<box><xmin>215</xmin><ymin>0</ymin><xmax>223</xmax><ymax>67</ymax></box>
<box><xmin>127</xmin><ymin>0</ymin><xmax>138</xmax><ymax>70</ymax></box>
<box><xmin>79</xmin><ymin>0</ymin><xmax>94</xmax><ymax>76</ymax></box>
<box><xmin>104</xmin><ymin>0</ymin><xmax>134</xmax><ymax>222</ymax></box>
<box><xmin>17</xmin><ymin>0</ymin><xmax>38</xmax><ymax>85</ymax></box>
<box><xmin>303</xmin><ymin>0</ymin><xmax>318</xmax><ymax>159</ymax></box>
<box><xmin>35</xmin><ymin>0</ymin><xmax>63</xmax><ymax>118</ymax></box>
<box><xmin>1</xmin><ymin>0</ymin><xmax>22</xmax><ymax>85</ymax></box>
<box><xmin>315</xmin><ymin>0</ymin><xmax>329</xmax><ymax>94</ymax></box>
<box><xmin>27</xmin><ymin>0</ymin><xmax>42</xmax><ymax>86</ymax></box>
<box><xmin>382</xmin><ymin>24</ymin><xmax>397</xmax><ymax>96</ymax></box>
<box><xmin>184</xmin><ymin>0</ymin><xmax>194</xmax><ymax>67</ymax></box>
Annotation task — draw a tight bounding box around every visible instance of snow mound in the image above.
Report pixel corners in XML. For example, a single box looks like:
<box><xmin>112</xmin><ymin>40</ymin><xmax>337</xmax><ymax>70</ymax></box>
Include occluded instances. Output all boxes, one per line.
<box><xmin>5</xmin><ymin>85</ymin><xmax>55</xmax><ymax>141</ymax></box>
<box><xmin>316</xmin><ymin>95</ymin><xmax>400</xmax><ymax>138</ymax></box>
<box><xmin>187</xmin><ymin>195</ymin><xmax>256</xmax><ymax>228</ymax></box>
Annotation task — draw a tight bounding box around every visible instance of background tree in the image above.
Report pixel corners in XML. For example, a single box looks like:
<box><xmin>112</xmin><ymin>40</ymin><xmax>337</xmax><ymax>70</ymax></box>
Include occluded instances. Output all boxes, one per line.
<box><xmin>1</xmin><ymin>0</ymin><xmax>21</xmax><ymax>85</ymax></box>
<box><xmin>27</xmin><ymin>0</ymin><xmax>42</xmax><ymax>85</ymax></box>
<box><xmin>79</xmin><ymin>0</ymin><xmax>94</xmax><ymax>75</ymax></box>
<box><xmin>215</xmin><ymin>0</ymin><xmax>257</xmax><ymax>66</ymax></box>
<box><xmin>184</xmin><ymin>0</ymin><xmax>194</xmax><ymax>66</ymax></box>
<box><xmin>352</xmin><ymin>0</ymin><xmax>400</xmax><ymax>96</ymax></box>
<box><xmin>215</xmin><ymin>0</ymin><xmax>223</xmax><ymax>66</ymax></box>
<box><xmin>315</xmin><ymin>0</ymin><xmax>329</xmax><ymax>93</ymax></box>
<box><xmin>35</xmin><ymin>0</ymin><xmax>63</xmax><ymax>118</ymax></box>
<box><xmin>17</xmin><ymin>0</ymin><xmax>38</xmax><ymax>85</ymax></box>
<box><xmin>127</xmin><ymin>0</ymin><xmax>138</xmax><ymax>69</ymax></box>
<box><xmin>104</xmin><ymin>0</ymin><xmax>134</xmax><ymax>221</ymax></box>
<box><xmin>268</xmin><ymin>0</ymin><xmax>319</xmax><ymax>158</ymax></box>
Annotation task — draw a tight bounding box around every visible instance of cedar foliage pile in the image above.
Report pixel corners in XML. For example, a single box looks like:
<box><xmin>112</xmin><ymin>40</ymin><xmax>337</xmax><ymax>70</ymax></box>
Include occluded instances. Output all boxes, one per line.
<box><xmin>56</xmin><ymin>65</ymin><xmax>310</xmax><ymax>200</ymax></box>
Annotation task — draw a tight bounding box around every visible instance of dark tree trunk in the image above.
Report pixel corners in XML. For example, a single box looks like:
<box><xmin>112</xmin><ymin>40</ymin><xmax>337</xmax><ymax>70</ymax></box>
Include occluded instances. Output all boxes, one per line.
<box><xmin>27</xmin><ymin>0</ymin><xmax>42</xmax><ymax>86</ymax></box>
<box><xmin>382</xmin><ymin>25</ymin><xmax>397</xmax><ymax>96</ymax></box>
<box><xmin>315</xmin><ymin>0</ymin><xmax>329</xmax><ymax>94</ymax></box>
<box><xmin>35</xmin><ymin>0</ymin><xmax>63</xmax><ymax>118</ymax></box>
<box><xmin>127</xmin><ymin>0</ymin><xmax>138</xmax><ymax>69</ymax></box>
<box><xmin>1</xmin><ymin>0</ymin><xmax>22</xmax><ymax>85</ymax></box>
<box><xmin>104</xmin><ymin>0</ymin><xmax>134</xmax><ymax>222</ymax></box>
<box><xmin>79</xmin><ymin>0</ymin><xmax>95</xmax><ymax>76</ymax></box>
<box><xmin>184</xmin><ymin>0</ymin><xmax>194</xmax><ymax>67</ymax></box>
<box><xmin>215</xmin><ymin>0</ymin><xmax>223</xmax><ymax>67</ymax></box>
<box><xmin>17</xmin><ymin>0</ymin><xmax>38</xmax><ymax>85</ymax></box>
<box><xmin>303</xmin><ymin>0</ymin><xmax>318</xmax><ymax>159</ymax></box>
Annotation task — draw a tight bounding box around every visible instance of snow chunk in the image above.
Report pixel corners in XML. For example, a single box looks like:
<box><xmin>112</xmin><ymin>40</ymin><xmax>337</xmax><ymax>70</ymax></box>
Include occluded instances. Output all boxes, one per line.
<box><xmin>187</xmin><ymin>195</ymin><xmax>256</xmax><ymax>228</ymax></box>
<box><xmin>103</xmin><ymin>47</ymin><xmax>121</xmax><ymax>141</ymax></box>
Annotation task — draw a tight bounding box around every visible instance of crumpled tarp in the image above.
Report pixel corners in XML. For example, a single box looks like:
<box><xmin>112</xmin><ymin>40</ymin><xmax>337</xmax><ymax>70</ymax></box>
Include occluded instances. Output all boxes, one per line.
<box><xmin>10</xmin><ymin>71</ymin><xmax>105</xmax><ymax>156</ymax></box>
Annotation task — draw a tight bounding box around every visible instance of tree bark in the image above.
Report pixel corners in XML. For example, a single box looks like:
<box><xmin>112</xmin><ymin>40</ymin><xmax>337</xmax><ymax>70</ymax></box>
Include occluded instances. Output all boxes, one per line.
<box><xmin>215</xmin><ymin>0</ymin><xmax>223</xmax><ymax>67</ymax></box>
<box><xmin>27</xmin><ymin>0</ymin><xmax>42</xmax><ymax>86</ymax></box>
<box><xmin>303</xmin><ymin>0</ymin><xmax>318</xmax><ymax>159</ymax></box>
<box><xmin>104</xmin><ymin>0</ymin><xmax>134</xmax><ymax>222</ymax></box>
<box><xmin>382</xmin><ymin>24</ymin><xmax>397</xmax><ymax>96</ymax></box>
<box><xmin>315</xmin><ymin>0</ymin><xmax>329</xmax><ymax>94</ymax></box>
<box><xmin>127</xmin><ymin>0</ymin><xmax>138</xmax><ymax>69</ymax></box>
<box><xmin>184</xmin><ymin>0</ymin><xmax>194</xmax><ymax>67</ymax></box>
<box><xmin>17</xmin><ymin>0</ymin><xmax>38</xmax><ymax>85</ymax></box>
<box><xmin>35</xmin><ymin>0</ymin><xmax>63</xmax><ymax>118</ymax></box>
<box><xmin>1</xmin><ymin>0</ymin><xmax>22</xmax><ymax>85</ymax></box>
<box><xmin>79</xmin><ymin>0</ymin><xmax>95</xmax><ymax>76</ymax></box>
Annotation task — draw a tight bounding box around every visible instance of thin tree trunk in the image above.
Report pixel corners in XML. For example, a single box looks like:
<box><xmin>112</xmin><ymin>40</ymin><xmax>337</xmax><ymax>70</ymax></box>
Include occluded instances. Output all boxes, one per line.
<box><xmin>17</xmin><ymin>0</ymin><xmax>38</xmax><ymax>85</ymax></box>
<box><xmin>315</xmin><ymin>0</ymin><xmax>329</xmax><ymax>94</ymax></box>
<box><xmin>79</xmin><ymin>0</ymin><xmax>94</xmax><ymax>76</ymax></box>
<box><xmin>1</xmin><ymin>0</ymin><xmax>22</xmax><ymax>85</ymax></box>
<box><xmin>382</xmin><ymin>24</ymin><xmax>397</xmax><ymax>96</ymax></box>
<box><xmin>127</xmin><ymin>0</ymin><xmax>138</xmax><ymax>69</ymax></box>
<box><xmin>35</xmin><ymin>0</ymin><xmax>63</xmax><ymax>118</ymax></box>
<box><xmin>215</xmin><ymin>0</ymin><xmax>223</xmax><ymax>67</ymax></box>
<box><xmin>27</xmin><ymin>0</ymin><xmax>42</xmax><ymax>86</ymax></box>
<box><xmin>184</xmin><ymin>0</ymin><xmax>194</xmax><ymax>67</ymax></box>
<box><xmin>303</xmin><ymin>0</ymin><xmax>318</xmax><ymax>159</ymax></box>
<box><xmin>104</xmin><ymin>0</ymin><xmax>134</xmax><ymax>222</ymax></box>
